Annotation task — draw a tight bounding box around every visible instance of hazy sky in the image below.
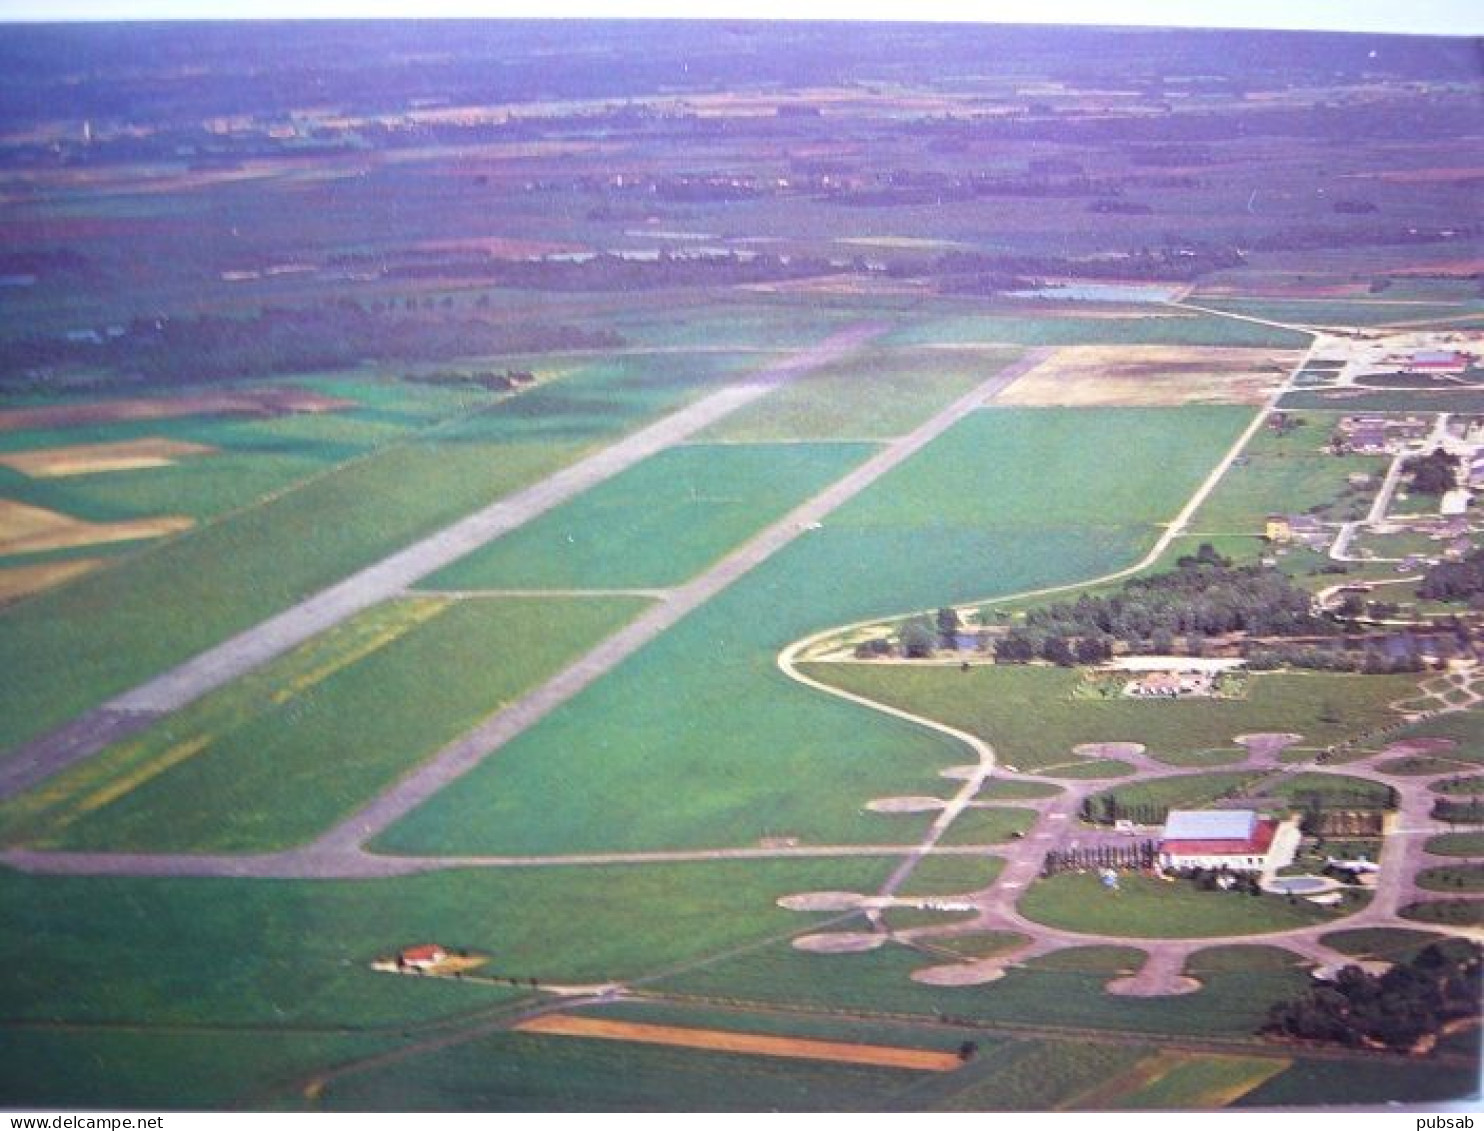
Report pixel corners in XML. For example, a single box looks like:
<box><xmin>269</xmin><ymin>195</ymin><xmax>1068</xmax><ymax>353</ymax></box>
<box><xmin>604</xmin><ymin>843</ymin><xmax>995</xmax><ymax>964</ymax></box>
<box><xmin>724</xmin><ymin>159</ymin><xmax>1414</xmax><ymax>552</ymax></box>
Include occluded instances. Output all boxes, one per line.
<box><xmin>0</xmin><ymin>0</ymin><xmax>1480</xmax><ymax>34</ymax></box>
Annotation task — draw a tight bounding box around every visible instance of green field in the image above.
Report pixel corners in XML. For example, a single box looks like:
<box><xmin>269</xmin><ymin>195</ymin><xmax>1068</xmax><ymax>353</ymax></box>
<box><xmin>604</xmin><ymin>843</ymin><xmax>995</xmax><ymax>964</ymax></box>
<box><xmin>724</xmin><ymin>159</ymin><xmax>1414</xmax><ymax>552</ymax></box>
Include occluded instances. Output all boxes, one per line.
<box><xmin>895</xmin><ymin>853</ymin><xmax>1005</xmax><ymax>897</ymax></box>
<box><xmin>1320</xmin><ymin>927</ymin><xmax>1452</xmax><ymax>961</ymax></box>
<box><xmin>1091</xmin><ymin>771</ymin><xmax>1261</xmax><ymax>815</ymax></box>
<box><xmin>1417</xmin><ymin>864</ymin><xmax>1484</xmax><ymax>893</ymax></box>
<box><xmin>1280</xmin><ymin>389</ymin><xmax>1484</xmax><ymax>414</ymax></box>
<box><xmin>805</xmin><ymin>664</ymin><xmax>1417</xmax><ymax>772</ymax></box>
<box><xmin>1019</xmin><ymin>873</ymin><xmax>1352</xmax><ymax>938</ymax></box>
<box><xmin>0</xmin><ymin>351</ymin><xmax>765</xmax><ymax>755</ymax></box>
<box><xmin>425</xmin><ymin>442</ymin><xmax>873</xmax><ymax>591</ymax></box>
<box><xmin>1</xmin><ymin>594</ymin><xmax>649</xmax><ymax>852</ymax></box>
<box><xmin>312</xmin><ymin>1023</ymin><xmax>938</xmax><ymax>1111</ymax></box>
<box><xmin>653</xmin><ymin>936</ymin><xmax>1312</xmax><ymax>1040</ymax></box>
<box><xmin>937</xmin><ymin>1039</ymin><xmax>1154</xmax><ymax>1112</ymax></box>
<box><xmin>0</xmin><ymin>376</ymin><xmax>500</xmax><ymax>532</ymax></box>
<box><xmin>1236</xmin><ymin>1057</ymin><xmax>1480</xmax><ymax>1107</ymax></box>
<box><xmin>1433</xmin><ymin>776</ymin><xmax>1484</xmax><ymax>796</ymax></box>
<box><xmin>1195</xmin><ymin>297</ymin><xmax>1483</xmax><ymax>327</ymax></box>
<box><xmin>1189</xmin><ymin>442</ymin><xmax>1384</xmax><ymax>533</ymax></box>
<box><xmin>0</xmin><ymin>1029</ymin><xmax>402</xmax><ymax>1112</ymax></box>
<box><xmin>936</xmin><ymin>807</ymin><xmax>1038</xmax><ymax>845</ymax></box>
<box><xmin>0</xmin><ymin>857</ymin><xmax>911</xmax><ymax>1107</ymax></box>
<box><xmin>379</xmin><ymin>407</ymin><xmax>1241</xmax><ymax>855</ymax></box>
<box><xmin>1402</xmin><ymin>900</ymin><xmax>1484</xmax><ymax>927</ymax></box>
<box><xmin>1104</xmin><ymin>1053</ymin><xmax>1289</xmax><ymax>1109</ymax></box>
<box><xmin>1255</xmin><ymin>772</ymin><xmax>1396</xmax><ymax>810</ymax></box>
<box><xmin>1184</xmin><ymin>945</ymin><xmax>1310</xmax><ymax>973</ymax></box>
<box><xmin>700</xmin><ymin>347</ymin><xmax>1018</xmax><ymax>441</ymax></box>
<box><xmin>977</xmin><ymin>778</ymin><xmax>1062</xmax><ymax>799</ymax></box>
<box><xmin>1425</xmin><ymin>831</ymin><xmax>1484</xmax><ymax>857</ymax></box>
<box><xmin>825</xmin><ymin>406</ymin><xmax>1251</xmax><ymax>533</ymax></box>
<box><xmin>918</xmin><ymin>930</ymin><xmax>1030</xmax><ymax>960</ymax></box>
<box><xmin>0</xmin><ymin>858</ymin><xmax>892</xmax><ymax>1030</ymax></box>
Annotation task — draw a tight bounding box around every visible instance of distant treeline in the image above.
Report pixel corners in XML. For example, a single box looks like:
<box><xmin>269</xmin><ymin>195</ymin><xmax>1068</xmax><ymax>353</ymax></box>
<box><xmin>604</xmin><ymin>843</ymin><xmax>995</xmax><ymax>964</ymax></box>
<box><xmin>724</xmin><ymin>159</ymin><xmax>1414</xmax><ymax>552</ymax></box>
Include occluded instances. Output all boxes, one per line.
<box><xmin>380</xmin><ymin>251</ymin><xmax>841</xmax><ymax>291</ymax></box>
<box><xmin>1</xmin><ymin>304</ymin><xmax>624</xmax><ymax>389</ymax></box>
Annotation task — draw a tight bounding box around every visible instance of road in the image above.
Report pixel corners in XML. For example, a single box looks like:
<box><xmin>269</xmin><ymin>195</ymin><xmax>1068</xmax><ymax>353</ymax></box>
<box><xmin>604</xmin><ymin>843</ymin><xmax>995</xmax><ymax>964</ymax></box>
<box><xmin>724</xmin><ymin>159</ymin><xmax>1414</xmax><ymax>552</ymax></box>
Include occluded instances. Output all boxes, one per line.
<box><xmin>0</xmin><ymin>324</ymin><xmax>880</xmax><ymax>801</ymax></box>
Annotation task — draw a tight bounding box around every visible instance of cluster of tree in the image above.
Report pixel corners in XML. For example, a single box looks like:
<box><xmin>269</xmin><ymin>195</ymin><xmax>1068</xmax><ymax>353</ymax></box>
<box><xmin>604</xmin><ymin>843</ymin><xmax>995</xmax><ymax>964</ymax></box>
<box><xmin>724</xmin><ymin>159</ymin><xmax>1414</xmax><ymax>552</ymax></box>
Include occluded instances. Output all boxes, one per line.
<box><xmin>1403</xmin><ymin>447</ymin><xmax>1460</xmax><ymax>496</ymax></box>
<box><xmin>1</xmin><ymin>304</ymin><xmax>624</xmax><ymax>389</ymax></box>
<box><xmin>1016</xmin><ymin>554</ymin><xmax>1323</xmax><ymax>651</ymax></box>
<box><xmin>403</xmin><ymin>367</ymin><xmax>536</xmax><ymax>391</ymax></box>
<box><xmin>1246</xmin><ymin>645</ymin><xmax>1425</xmax><ymax>674</ymax></box>
<box><xmin>1262</xmin><ymin>941</ymin><xmax>1481</xmax><ymax>1052</ymax></box>
<box><xmin>1041</xmin><ymin>840</ymin><xmax>1157</xmax><ymax>875</ymax></box>
<box><xmin>1419</xmin><ymin>548</ymin><xmax>1484</xmax><ymax>603</ymax></box>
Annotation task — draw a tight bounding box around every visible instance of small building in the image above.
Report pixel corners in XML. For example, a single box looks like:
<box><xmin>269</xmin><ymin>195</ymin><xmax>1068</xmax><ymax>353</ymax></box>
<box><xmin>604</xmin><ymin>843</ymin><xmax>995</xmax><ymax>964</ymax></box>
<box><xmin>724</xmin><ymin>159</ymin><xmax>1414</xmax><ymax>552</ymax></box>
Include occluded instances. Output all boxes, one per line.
<box><xmin>1265</xmin><ymin>515</ymin><xmax>1292</xmax><ymax>543</ymax></box>
<box><xmin>1158</xmin><ymin>809</ymin><xmax>1294</xmax><ymax>872</ymax></box>
<box><xmin>398</xmin><ymin>944</ymin><xmax>448</xmax><ymax>970</ymax></box>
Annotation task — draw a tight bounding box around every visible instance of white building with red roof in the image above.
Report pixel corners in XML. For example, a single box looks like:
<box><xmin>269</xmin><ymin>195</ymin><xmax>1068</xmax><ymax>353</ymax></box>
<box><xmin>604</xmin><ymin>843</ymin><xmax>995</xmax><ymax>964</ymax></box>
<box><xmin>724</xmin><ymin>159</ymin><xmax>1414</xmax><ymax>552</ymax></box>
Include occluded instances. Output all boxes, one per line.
<box><xmin>1158</xmin><ymin>809</ymin><xmax>1296</xmax><ymax>873</ymax></box>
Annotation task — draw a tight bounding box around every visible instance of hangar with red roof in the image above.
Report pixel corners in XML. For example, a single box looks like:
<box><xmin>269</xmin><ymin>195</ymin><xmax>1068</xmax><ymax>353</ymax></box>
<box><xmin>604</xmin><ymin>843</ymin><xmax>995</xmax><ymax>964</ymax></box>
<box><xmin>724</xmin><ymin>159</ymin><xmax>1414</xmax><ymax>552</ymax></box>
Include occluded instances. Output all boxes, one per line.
<box><xmin>1158</xmin><ymin>809</ymin><xmax>1296</xmax><ymax>873</ymax></box>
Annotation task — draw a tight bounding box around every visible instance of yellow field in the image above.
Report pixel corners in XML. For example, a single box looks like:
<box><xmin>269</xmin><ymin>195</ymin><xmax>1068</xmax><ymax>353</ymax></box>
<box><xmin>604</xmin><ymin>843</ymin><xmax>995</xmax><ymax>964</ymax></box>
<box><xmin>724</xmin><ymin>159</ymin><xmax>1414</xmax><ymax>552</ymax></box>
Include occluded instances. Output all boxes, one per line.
<box><xmin>0</xmin><ymin>437</ymin><xmax>216</xmax><ymax>478</ymax></box>
<box><xmin>515</xmin><ymin>1014</ymin><xmax>963</xmax><ymax>1071</ymax></box>
<box><xmin>0</xmin><ymin>558</ymin><xmax>102</xmax><ymax>603</ymax></box>
<box><xmin>995</xmin><ymin>345</ymin><xmax>1298</xmax><ymax>407</ymax></box>
<box><xmin>0</xmin><ymin>500</ymin><xmax>193</xmax><ymax>556</ymax></box>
